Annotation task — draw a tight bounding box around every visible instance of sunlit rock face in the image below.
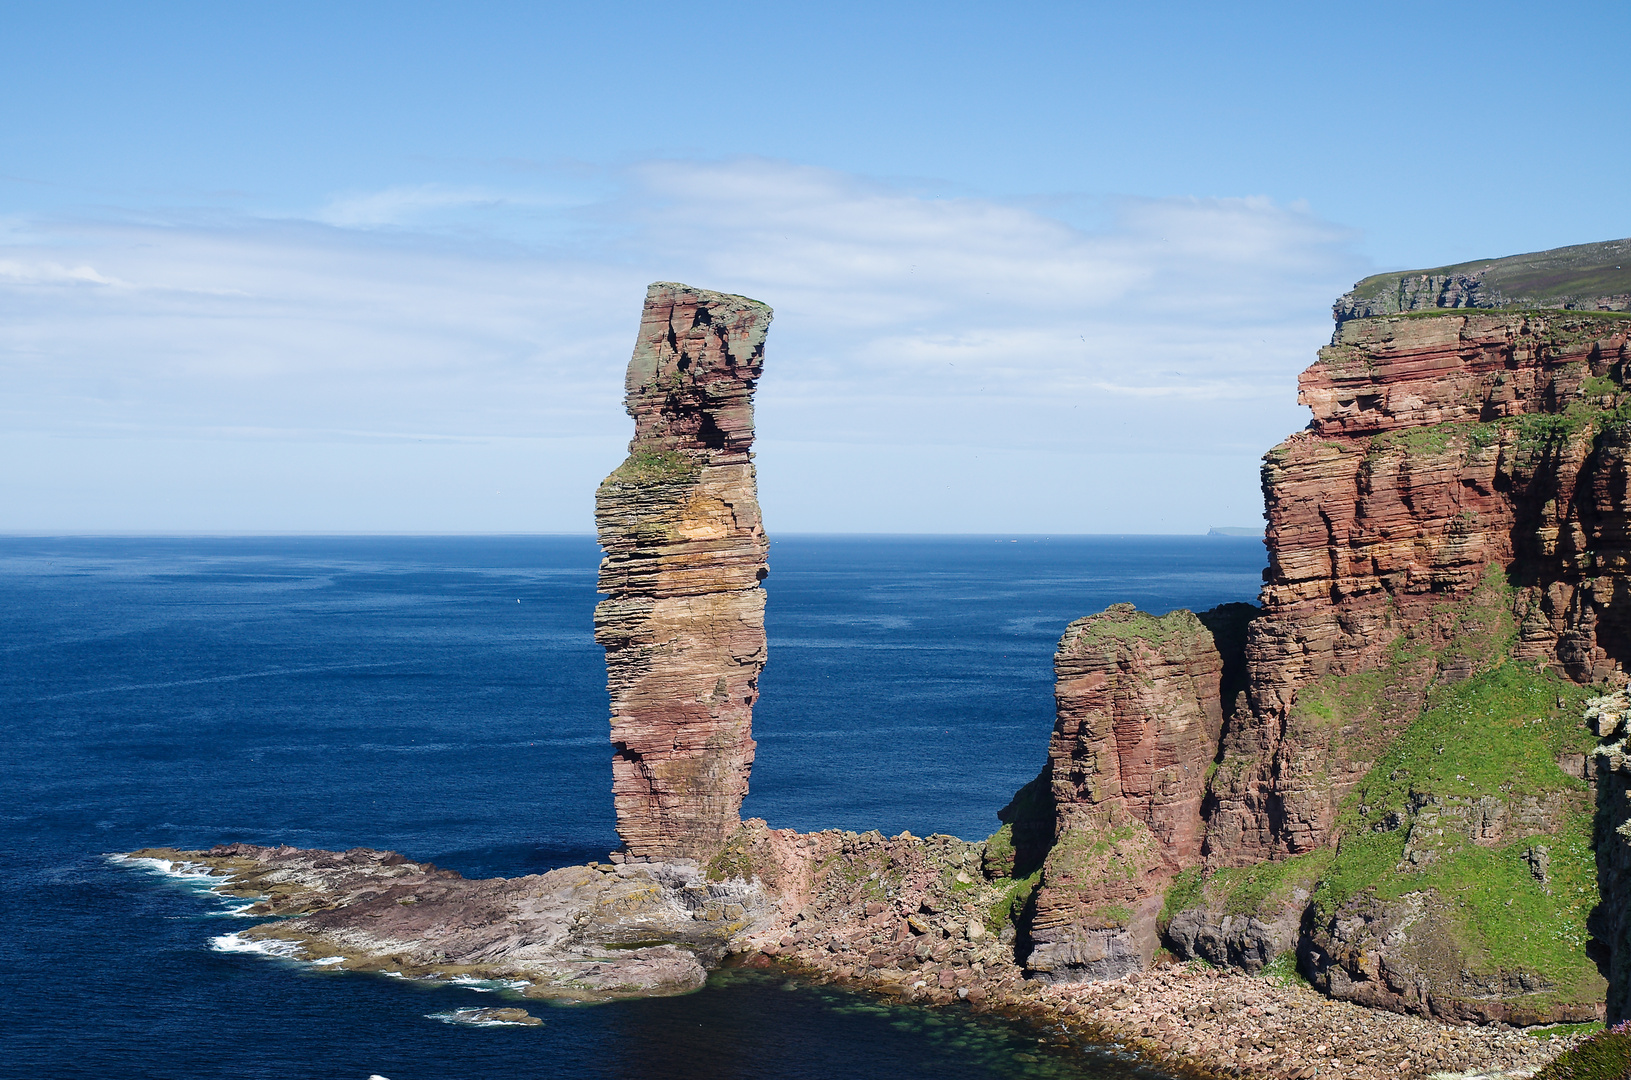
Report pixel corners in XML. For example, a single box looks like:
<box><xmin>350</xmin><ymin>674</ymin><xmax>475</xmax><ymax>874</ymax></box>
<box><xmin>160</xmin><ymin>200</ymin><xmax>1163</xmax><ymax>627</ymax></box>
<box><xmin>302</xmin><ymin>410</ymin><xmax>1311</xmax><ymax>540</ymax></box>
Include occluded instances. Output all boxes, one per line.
<box><xmin>1207</xmin><ymin>311</ymin><xmax>1631</xmax><ymax>865</ymax></box>
<box><xmin>1012</xmin><ymin>603</ymin><xmax>1250</xmax><ymax>982</ymax></box>
<box><xmin>594</xmin><ymin>282</ymin><xmax>773</xmax><ymax>862</ymax></box>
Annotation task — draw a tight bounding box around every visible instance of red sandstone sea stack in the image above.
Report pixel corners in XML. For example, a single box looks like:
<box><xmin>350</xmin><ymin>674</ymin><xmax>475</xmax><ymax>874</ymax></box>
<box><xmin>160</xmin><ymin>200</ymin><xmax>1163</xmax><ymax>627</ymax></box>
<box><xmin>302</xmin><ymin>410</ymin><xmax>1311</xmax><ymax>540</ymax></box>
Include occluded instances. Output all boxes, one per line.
<box><xmin>594</xmin><ymin>282</ymin><xmax>774</xmax><ymax>862</ymax></box>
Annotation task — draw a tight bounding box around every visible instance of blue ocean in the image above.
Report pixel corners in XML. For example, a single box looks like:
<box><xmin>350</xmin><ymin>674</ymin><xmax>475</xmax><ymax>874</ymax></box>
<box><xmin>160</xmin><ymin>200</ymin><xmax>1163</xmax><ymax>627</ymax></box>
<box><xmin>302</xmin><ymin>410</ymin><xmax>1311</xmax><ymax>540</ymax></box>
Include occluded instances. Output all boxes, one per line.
<box><xmin>0</xmin><ymin>535</ymin><xmax>1265</xmax><ymax>1079</ymax></box>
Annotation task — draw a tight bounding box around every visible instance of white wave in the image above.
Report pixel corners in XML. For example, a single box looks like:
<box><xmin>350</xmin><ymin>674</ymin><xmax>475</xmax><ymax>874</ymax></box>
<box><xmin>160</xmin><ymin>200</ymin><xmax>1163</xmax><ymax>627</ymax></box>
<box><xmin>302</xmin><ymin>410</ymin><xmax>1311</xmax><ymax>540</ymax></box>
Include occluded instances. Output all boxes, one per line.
<box><xmin>108</xmin><ymin>853</ymin><xmax>267</xmax><ymax>912</ymax></box>
<box><xmin>310</xmin><ymin>956</ymin><xmax>348</xmax><ymax>967</ymax></box>
<box><xmin>444</xmin><ymin>975</ymin><xmax>531</xmax><ymax>993</ymax></box>
<box><xmin>209</xmin><ymin>932</ymin><xmax>302</xmax><ymax>959</ymax></box>
<box><xmin>426</xmin><ymin>1009</ymin><xmax>540</xmax><ymax>1028</ymax></box>
<box><xmin>212</xmin><ymin>899</ymin><xmax>261</xmax><ymax>918</ymax></box>
<box><xmin>107</xmin><ymin>853</ymin><xmax>221</xmax><ymax>884</ymax></box>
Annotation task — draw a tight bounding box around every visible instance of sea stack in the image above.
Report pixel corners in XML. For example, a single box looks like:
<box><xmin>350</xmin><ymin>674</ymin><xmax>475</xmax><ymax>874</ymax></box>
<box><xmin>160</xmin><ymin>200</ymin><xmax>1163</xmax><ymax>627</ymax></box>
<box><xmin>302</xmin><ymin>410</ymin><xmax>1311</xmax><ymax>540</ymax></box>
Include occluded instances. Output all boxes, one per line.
<box><xmin>594</xmin><ymin>283</ymin><xmax>773</xmax><ymax>862</ymax></box>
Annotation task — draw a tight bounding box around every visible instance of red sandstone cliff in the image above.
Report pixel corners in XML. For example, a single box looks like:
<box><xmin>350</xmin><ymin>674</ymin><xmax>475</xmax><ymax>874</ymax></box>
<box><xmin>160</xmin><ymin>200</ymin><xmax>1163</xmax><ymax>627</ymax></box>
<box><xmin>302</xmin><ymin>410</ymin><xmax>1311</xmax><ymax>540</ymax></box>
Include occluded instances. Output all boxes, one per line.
<box><xmin>1005</xmin><ymin>272</ymin><xmax>1631</xmax><ymax>1021</ymax></box>
<box><xmin>595</xmin><ymin>282</ymin><xmax>773</xmax><ymax>862</ymax></box>
<box><xmin>1207</xmin><ymin>311</ymin><xmax>1631</xmax><ymax>865</ymax></box>
<box><xmin>1006</xmin><ymin>604</ymin><xmax>1252</xmax><ymax>981</ymax></box>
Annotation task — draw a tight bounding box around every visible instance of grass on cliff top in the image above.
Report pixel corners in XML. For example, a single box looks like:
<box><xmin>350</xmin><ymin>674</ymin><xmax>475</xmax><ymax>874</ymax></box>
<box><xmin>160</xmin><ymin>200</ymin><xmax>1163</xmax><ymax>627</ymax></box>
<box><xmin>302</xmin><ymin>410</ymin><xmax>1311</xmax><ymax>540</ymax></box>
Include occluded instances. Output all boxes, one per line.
<box><xmin>1345</xmin><ymin>237</ymin><xmax>1631</xmax><ymax>307</ymax></box>
<box><xmin>1060</xmin><ymin>604</ymin><xmax>1206</xmax><ymax>653</ymax></box>
<box><xmin>600</xmin><ymin>449</ymin><xmax>701</xmax><ymax>489</ymax></box>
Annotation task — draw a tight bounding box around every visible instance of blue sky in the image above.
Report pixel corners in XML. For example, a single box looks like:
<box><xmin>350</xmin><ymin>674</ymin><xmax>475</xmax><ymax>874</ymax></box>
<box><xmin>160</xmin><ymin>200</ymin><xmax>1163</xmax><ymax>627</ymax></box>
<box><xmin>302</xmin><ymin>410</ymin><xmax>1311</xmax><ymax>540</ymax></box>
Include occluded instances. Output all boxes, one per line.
<box><xmin>4</xmin><ymin>1</ymin><xmax>1628</xmax><ymax>533</ymax></box>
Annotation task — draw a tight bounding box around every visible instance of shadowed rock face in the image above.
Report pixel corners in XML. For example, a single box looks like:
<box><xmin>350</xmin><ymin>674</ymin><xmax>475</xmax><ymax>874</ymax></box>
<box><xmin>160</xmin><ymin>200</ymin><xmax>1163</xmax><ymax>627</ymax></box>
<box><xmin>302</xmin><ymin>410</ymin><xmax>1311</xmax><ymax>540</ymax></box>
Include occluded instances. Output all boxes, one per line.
<box><xmin>595</xmin><ymin>283</ymin><xmax>773</xmax><ymax>861</ymax></box>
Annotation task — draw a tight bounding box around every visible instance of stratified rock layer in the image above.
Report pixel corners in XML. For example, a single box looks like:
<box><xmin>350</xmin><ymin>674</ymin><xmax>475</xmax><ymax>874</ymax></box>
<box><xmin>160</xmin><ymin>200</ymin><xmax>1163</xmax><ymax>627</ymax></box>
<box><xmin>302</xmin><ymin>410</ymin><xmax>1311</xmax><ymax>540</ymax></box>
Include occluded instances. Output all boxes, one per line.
<box><xmin>1209</xmin><ymin>311</ymin><xmax>1631</xmax><ymax>864</ymax></box>
<box><xmin>1009</xmin><ymin>604</ymin><xmax>1253</xmax><ymax>982</ymax></box>
<box><xmin>1004</xmin><ymin>276</ymin><xmax>1629</xmax><ymax>1024</ymax></box>
<box><xmin>595</xmin><ymin>283</ymin><xmax>772</xmax><ymax>861</ymax></box>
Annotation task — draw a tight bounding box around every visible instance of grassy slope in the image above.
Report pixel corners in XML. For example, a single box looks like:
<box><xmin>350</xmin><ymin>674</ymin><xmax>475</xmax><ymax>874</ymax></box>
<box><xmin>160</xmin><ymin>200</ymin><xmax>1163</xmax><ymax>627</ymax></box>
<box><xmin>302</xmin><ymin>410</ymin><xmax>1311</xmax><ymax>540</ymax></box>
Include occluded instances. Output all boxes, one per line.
<box><xmin>1171</xmin><ymin>405</ymin><xmax>1620</xmax><ymax>1002</ymax></box>
<box><xmin>1347</xmin><ymin>237</ymin><xmax>1631</xmax><ymax>306</ymax></box>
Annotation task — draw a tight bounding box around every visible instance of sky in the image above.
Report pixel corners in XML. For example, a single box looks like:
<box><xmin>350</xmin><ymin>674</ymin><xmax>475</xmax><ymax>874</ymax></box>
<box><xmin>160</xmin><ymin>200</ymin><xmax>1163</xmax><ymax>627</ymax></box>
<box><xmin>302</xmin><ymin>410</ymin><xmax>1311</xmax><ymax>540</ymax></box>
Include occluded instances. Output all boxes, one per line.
<box><xmin>3</xmin><ymin>1</ymin><xmax>1628</xmax><ymax>534</ymax></box>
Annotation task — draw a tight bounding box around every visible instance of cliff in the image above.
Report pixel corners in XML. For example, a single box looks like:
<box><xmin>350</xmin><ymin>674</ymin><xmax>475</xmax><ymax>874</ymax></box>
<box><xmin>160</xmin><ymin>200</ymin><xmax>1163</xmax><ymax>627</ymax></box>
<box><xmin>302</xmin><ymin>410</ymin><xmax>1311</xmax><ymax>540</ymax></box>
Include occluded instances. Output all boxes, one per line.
<box><xmin>1335</xmin><ymin>237</ymin><xmax>1631</xmax><ymax>324</ymax></box>
<box><xmin>998</xmin><ymin>244</ymin><xmax>1631</xmax><ymax>1024</ymax></box>
<box><xmin>998</xmin><ymin>604</ymin><xmax>1250</xmax><ymax>981</ymax></box>
<box><xmin>594</xmin><ymin>282</ymin><xmax>772</xmax><ymax>861</ymax></box>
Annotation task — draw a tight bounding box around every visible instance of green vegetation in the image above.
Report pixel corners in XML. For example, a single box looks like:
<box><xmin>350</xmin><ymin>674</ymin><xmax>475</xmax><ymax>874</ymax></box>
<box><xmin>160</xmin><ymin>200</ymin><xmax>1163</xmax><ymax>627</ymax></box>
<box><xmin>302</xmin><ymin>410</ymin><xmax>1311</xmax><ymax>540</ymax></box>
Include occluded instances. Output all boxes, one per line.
<box><xmin>1162</xmin><ymin>564</ymin><xmax>1603</xmax><ymax>1008</ymax></box>
<box><xmin>601</xmin><ymin>449</ymin><xmax>701</xmax><ymax>489</ymax></box>
<box><xmin>1259</xmin><ymin>951</ymin><xmax>1311</xmax><ymax>988</ymax></box>
<box><xmin>1063</xmin><ymin>604</ymin><xmax>1204</xmax><ymax>653</ymax></box>
<box><xmin>982</xmin><ymin>824</ymin><xmax>1017</xmax><ymax>879</ymax></box>
<box><xmin>1393</xmin><ymin>307</ymin><xmax>1631</xmax><ymax>323</ymax></box>
<box><xmin>1527</xmin><ymin>1022</ymin><xmax>1605</xmax><ymax>1042</ymax></box>
<box><xmin>1534</xmin><ymin>1025</ymin><xmax>1631</xmax><ymax>1080</ymax></box>
<box><xmin>1158</xmin><ymin>850</ymin><xmax>1332</xmax><ymax>928</ymax></box>
<box><xmin>1581</xmin><ymin>373</ymin><xmax>1620</xmax><ymax>399</ymax></box>
<box><xmin>1159</xmin><ymin>868</ymin><xmax>1204</xmax><ymax>926</ymax></box>
<box><xmin>1093</xmin><ymin>904</ymin><xmax>1133</xmax><ymax>929</ymax></box>
<box><xmin>982</xmin><ymin>864</ymin><xmax>1041</xmax><ymax>934</ymax></box>
<box><xmin>1308</xmin><ymin>659</ymin><xmax>1602</xmax><ymax>1000</ymax></box>
<box><xmin>1044</xmin><ymin>818</ymin><xmax>1155</xmax><ymax>886</ymax></box>
<box><xmin>1367</xmin><ymin>419</ymin><xmax>1497</xmax><ymax>459</ymax></box>
<box><xmin>1345</xmin><ymin>238</ymin><xmax>1631</xmax><ymax>311</ymax></box>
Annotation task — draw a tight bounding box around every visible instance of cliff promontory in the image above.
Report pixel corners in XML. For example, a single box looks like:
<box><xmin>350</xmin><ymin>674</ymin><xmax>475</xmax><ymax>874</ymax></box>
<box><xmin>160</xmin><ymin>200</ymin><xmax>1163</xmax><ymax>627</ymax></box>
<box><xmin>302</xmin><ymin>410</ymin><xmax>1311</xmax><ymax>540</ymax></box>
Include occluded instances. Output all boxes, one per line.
<box><xmin>121</xmin><ymin>258</ymin><xmax>1631</xmax><ymax>1076</ymax></box>
<box><xmin>999</xmin><ymin>243</ymin><xmax>1631</xmax><ymax>1026</ymax></box>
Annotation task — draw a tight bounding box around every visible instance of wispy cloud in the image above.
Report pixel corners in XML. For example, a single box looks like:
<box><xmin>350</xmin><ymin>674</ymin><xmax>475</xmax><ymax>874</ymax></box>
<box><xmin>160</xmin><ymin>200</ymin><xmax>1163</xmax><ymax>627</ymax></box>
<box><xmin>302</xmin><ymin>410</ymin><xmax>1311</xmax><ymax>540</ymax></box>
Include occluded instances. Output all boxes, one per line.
<box><xmin>0</xmin><ymin>159</ymin><xmax>1370</xmax><ymax>532</ymax></box>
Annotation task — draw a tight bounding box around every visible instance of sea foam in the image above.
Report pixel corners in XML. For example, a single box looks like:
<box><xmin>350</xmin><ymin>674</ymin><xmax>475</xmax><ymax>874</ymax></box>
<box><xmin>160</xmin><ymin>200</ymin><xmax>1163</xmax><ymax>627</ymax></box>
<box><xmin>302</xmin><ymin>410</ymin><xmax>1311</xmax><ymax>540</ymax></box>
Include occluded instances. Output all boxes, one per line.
<box><xmin>106</xmin><ymin>853</ymin><xmax>265</xmax><ymax>915</ymax></box>
<box><xmin>209</xmin><ymin>932</ymin><xmax>302</xmax><ymax>959</ymax></box>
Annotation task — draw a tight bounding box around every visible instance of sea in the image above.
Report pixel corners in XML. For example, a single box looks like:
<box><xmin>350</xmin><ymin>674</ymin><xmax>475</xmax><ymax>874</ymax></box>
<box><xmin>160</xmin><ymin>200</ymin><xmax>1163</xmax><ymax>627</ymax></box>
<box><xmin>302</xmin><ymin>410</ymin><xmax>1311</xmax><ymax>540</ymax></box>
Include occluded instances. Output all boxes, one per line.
<box><xmin>0</xmin><ymin>534</ymin><xmax>1266</xmax><ymax>1080</ymax></box>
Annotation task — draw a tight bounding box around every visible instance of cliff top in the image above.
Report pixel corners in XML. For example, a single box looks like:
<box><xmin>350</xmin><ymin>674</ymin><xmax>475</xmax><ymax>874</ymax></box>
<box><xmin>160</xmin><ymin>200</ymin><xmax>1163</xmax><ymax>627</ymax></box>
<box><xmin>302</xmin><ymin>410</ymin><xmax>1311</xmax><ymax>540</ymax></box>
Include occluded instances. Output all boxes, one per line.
<box><xmin>1335</xmin><ymin>237</ymin><xmax>1631</xmax><ymax>325</ymax></box>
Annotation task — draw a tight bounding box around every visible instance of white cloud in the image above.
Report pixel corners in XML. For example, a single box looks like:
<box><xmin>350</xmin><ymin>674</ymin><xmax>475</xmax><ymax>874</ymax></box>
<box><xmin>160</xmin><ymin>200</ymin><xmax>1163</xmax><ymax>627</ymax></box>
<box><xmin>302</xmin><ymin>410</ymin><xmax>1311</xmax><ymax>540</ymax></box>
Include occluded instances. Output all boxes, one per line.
<box><xmin>0</xmin><ymin>159</ymin><xmax>1370</xmax><ymax>533</ymax></box>
<box><xmin>0</xmin><ymin>259</ymin><xmax>124</xmax><ymax>286</ymax></box>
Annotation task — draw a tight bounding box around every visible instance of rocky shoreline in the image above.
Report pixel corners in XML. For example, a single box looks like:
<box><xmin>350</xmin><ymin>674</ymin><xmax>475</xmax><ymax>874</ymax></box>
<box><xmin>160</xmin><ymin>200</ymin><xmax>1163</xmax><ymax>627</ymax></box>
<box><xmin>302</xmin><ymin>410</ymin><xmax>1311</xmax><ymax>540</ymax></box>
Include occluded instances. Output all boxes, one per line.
<box><xmin>123</xmin><ymin>832</ymin><xmax>1586</xmax><ymax>1080</ymax></box>
<box><xmin>749</xmin><ymin>949</ymin><xmax>1584</xmax><ymax>1080</ymax></box>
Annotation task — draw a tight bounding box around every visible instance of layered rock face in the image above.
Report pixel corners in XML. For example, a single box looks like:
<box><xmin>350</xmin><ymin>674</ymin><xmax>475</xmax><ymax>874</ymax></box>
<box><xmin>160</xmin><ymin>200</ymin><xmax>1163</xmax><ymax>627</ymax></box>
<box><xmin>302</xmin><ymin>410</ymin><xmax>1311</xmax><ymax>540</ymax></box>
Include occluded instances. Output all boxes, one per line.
<box><xmin>999</xmin><ymin>250</ymin><xmax>1631</xmax><ymax>1022</ymax></box>
<box><xmin>1208</xmin><ymin>310</ymin><xmax>1631</xmax><ymax>865</ymax></box>
<box><xmin>595</xmin><ymin>283</ymin><xmax>773</xmax><ymax>861</ymax></box>
<box><xmin>1005</xmin><ymin>604</ymin><xmax>1253</xmax><ymax>981</ymax></box>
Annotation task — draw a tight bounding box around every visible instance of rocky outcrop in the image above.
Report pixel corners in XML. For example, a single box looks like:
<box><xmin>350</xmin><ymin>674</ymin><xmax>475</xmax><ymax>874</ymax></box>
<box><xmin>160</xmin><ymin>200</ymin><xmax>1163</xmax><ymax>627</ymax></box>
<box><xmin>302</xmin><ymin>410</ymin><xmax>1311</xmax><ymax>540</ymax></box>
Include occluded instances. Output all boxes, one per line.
<box><xmin>1588</xmin><ymin>689</ymin><xmax>1631</xmax><ymax>1023</ymax></box>
<box><xmin>122</xmin><ymin>844</ymin><xmax>771</xmax><ymax>1002</ymax></box>
<box><xmin>1335</xmin><ymin>237</ymin><xmax>1631</xmax><ymax>324</ymax></box>
<box><xmin>1005</xmin><ymin>604</ymin><xmax>1255</xmax><ymax>982</ymax></box>
<box><xmin>994</xmin><ymin>249</ymin><xmax>1631</xmax><ymax>1023</ymax></box>
<box><xmin>595</xmin><ymin>283</ymin><xmax>773</xmax><ymax>861</ymax></box>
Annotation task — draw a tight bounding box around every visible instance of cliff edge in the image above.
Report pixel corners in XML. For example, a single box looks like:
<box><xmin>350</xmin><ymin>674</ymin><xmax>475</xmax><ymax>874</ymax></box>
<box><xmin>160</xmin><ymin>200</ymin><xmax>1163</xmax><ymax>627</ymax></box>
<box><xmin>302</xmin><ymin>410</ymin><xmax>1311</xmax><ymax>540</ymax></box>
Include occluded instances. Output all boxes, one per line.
<box><xmin>997</xmin><ymin>243</ymin><xmax>1631</xmax><ymax>1025</ymax></box>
